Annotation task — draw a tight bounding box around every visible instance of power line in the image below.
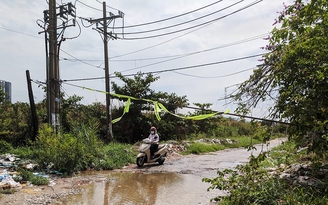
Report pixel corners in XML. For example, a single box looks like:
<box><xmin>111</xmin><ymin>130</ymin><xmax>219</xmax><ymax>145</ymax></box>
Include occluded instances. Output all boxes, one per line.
<box><xmin>116</xmin><ymin>0</ymin><xmax>262</xmax><ymax>40</ymax></box>
<box><xmin>131</xmin><ymin>53</ymin><xmax>264</xmax><ymax>75</ymax></box>
<box><xmin>173</xmin><ymin>67</ymin><xmax>255</xmax><ymax>79</ymax></box>
<box><xmin>0</xmin><ymin>26</ymin><xmax>43</xmax><ymax>39</ymax></box>
<box><xmin>110</xmin><ymin>0</ymin><xmax>224</xmax><ymax>29</ymax></box>
<box><xmin>75</xmin><ymin>0</ymin><xmax>102</xmax><ymax>12</ymax></box>
<box><xmin>119</xmin><ymin>33</ymin><xmax>268</xmax><ymax>73</ymax></box>
<box><xmin>60</xmin><ymin>33</ymin><xmax>268</xmax><ymax>64</ymax></box>
<box><xmin>60</xmin><ymin>49</ymin><xmax>104</xmax><ymax>69</ymax></box>
<box><xmin>115</xmin><ymin>1</ymin><xmax>242</xmax><ymax>35</ymax></box>
<box><xmin>61</xmin><ymin>53</ymin><xmax>265</xmax><ymax>82</ymax></box>
<box><xmin>108</xmin><ymin>1</ymin><xmax>263</xmax><ymax>59</ymax></box>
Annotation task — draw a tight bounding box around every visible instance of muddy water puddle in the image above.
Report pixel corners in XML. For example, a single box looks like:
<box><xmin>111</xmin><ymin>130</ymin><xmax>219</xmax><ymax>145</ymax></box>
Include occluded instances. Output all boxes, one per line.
<box><xmin>62</xmin><ymin>171</ymin><xmax>220</xmax><ymax>205</ymax></box>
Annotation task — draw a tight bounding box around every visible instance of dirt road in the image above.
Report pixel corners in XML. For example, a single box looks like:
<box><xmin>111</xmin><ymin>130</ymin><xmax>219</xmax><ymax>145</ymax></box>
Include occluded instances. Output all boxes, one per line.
<box><xmin>0</xmin><ymin>138</ymin><xmax>286</xmax><ymax>205</ymax></box>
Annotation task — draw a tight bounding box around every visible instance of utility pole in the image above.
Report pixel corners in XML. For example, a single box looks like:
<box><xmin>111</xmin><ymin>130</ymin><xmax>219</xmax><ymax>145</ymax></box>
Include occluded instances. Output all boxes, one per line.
<box><xmin>48</xmin><ymin>0</ymin><xmax>59</xmax><ymax>130</ymax></box>
<box><xmin>88</xmin><ymin>2</ymin><xmax>123</xmax><ymax>142</ymax></box>
<box><xmin>40</xmin><ymin>1</ymin><xmax>76</xmax><ymax>130</ymax></box>
<box><xmin>103</xmin><ymin>2</ymin><xmax>113</xmax><ymax>142</ymax></box>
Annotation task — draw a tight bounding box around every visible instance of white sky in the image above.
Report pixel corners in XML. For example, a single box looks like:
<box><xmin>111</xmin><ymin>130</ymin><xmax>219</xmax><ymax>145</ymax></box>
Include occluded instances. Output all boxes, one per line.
<box><xmin>0</xmin><ymin>0</ymin><xmax>293</xmax><ymax>116</ymax></box>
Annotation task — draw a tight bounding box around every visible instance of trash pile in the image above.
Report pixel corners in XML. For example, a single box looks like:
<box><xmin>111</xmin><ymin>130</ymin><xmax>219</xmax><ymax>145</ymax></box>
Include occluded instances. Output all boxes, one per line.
<box><xmin>0</xmin><ymin>154</ymin><xmax>60</xmax><ymax>191</ymax></box>
<box><xmin>277</xmin><ymin>163</ymin><xmax>328</xmax><ymax>186</ymax></box>
<box><xmin>0</xmin><ymin>154</ymin><xmax>22</xmax><ymax>190</ymax></box>
<box><xmin>194</xmin><ymin>138</ymin><xmax>238</xmax><ymax>144</ymax></box>
<box><xmin>165</xmin><ymin>138</ymin><xmax>238</xmax><ymax>157</ymax></box>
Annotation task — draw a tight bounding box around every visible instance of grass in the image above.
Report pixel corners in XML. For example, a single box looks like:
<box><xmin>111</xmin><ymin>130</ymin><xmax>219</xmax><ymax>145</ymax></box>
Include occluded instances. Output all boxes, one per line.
<box><xmin>181</xmin><ymin>136</ymin><xmax>264</xmax><ymax>155</ymax></box>
<box><xmin>182</xmin><ymin>142</ymin><xmax>225</xmax><ymax>155</ymax></box>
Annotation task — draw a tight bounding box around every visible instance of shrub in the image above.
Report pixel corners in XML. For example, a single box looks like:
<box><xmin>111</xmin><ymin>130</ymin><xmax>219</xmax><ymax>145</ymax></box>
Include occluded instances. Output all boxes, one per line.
<box><xmin>17</xmin><ymin>169</ymin><xmax>49</xmax><ymax>185</ymax></box>
<box><xmin>33</xmin><ymin>123</ymin><xmax>135</xmax><ymax>174</ymax></box>
<box><xmin>0</xmin><ymin>140</ymin><xmax>13</xmax><ymax>154</ymax></box>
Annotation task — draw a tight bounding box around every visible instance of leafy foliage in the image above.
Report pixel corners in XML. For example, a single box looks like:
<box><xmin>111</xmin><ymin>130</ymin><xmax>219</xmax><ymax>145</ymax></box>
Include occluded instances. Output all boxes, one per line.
<box><xmin>0</xmin><ymin>87</ymin><xmax>5</xmax><ymax>104</ymax></box>
<box><xmin>17</xmin><ymin>169</ymin><xmax>49</xmax><ymax>185</ymax></box>
<box><xmin>0</xmin><ymin>140</ymin><xmax>13</xmax><ymax>154</ymax></box>
<box><xmin>111</xmin><ymin>71</ymin><xmax>189</xmax><ymax>143</ymax></box>
<box><xmin>232</xmin><ymin>0</ymin><xmax>328</xmax><ymax>154</ymax></box>
<box><xmin>203</xmin><ymin>140</ymin><xmax>328</xmax><ymax>205</ymax></box>
<box><xmin>0</xmin><ymin>102</ymin><xmax>33</xmax><ymax>146</ymax></box>
<box><xmin>31</xmin><ymin>122</ymin><xmax>135</xmax><ymax>174</ymax></box>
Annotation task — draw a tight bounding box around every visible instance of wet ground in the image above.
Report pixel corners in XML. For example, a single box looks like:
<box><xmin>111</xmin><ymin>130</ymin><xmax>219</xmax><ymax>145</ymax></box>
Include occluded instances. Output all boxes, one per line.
<box><xmin>59</xmin><ymin>138</ymin><xmax>286</xmax><ymax>205</ymax></box>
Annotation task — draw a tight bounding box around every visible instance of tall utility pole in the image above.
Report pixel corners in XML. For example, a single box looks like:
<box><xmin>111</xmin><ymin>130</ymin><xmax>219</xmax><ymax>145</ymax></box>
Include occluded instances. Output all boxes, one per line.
<box><xmin>40</xmin><ymin>1</ymin><xmax>76</xmax><ymax>130</ymax></box>
<box><xmin>48</xmin><ymin>0</ymin><xmax>59</xmax><ymax>129</ymax></box>
<box><xmin>103</xmin><ymin>2</ymin><xmax>113</xmax><ymax>142</ymax></box>
<box><xmin>88</xmin><ymin>2</ymin><xmax>123</xmax><ymax>142</ymax></box>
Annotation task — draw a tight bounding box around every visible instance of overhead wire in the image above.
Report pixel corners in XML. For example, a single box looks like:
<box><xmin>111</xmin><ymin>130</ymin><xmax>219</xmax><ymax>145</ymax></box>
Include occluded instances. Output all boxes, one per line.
<box><xmin>0</xmin><ymin>26</ymin><xmax>43</xmax><ymax>39</ymax></box>
<box><xmin>108</xmin><ymin>1</ymin><xmax>263</xmax><ymax>59</ymax></box>
<box><xmin>118</xmin><ymin>33</ymin><xmax>268</xmax><ymax>73</ymax></box>
<box><xmin>116</xmin><ymin>0</ymin><xmax>262</xmax><ymax>40</ymax></box>
<box><xmin>75</xmin><ymin>0</ymin><xmax>102</xmax><ymax>12</ymax></box>
<box><xmin>95</xmin><ymin>0</ymin><xmax>121</xmax><ymax>11</ymax></box>
<box><xmin>61</xmin><ymin>53</ymin><xmax>265</xmax><ymax>82</ymax></box>
<box><xmin>60</xmin><ymin>32</ymin><xmax>268</xmax><ymax>63</ymax></box>
<box><xmin>110</xmin><ymin>0</ymin><xmax>224</xmax><ymax>29</ymax></box>
<box><xmin>115</xmin><ymin>0</ymin><xmax>242</xmax><ymax>35</ymax></box>
<box><xmin>60</xmin><ymin>49</ymin><xmax>104</xmax><ymax>69</ymax></box>
<box><xmin>1</xmin><ymin>18</ymin><xmax>267</xmax><ymax>74</ymax></box>
<box><xmin>172</xmin><ymin>67</ymin><xmax>255</xmax><ymax>78</ymax></box>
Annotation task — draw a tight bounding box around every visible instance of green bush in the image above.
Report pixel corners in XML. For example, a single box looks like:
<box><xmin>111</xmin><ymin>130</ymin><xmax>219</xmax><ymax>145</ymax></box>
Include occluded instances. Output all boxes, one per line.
<box><xmin>17</xmin><ymin>169</ymin><xmax>49</xmax><ymax>185</ymax></box>
<box><xmin>32</xmin><ymin>123</ymin><xmax>135</xmax><ymax>174</ymax></box>
<box><xmin>0</xmin><ymin>140</ymin><xmax>13</xmax><ymax>154</ymax></box>
<box><xmin>34</xmin><ymin>124</ymin><xmax>103</xmax><ymax>174</ymax></box>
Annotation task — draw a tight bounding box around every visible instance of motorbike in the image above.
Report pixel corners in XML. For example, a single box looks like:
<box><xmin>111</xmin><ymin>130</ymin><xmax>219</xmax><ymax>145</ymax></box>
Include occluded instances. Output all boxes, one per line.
<box><xmin>136</xmin><ymin>138</ymin><xmax>168</xmax><ymax>167</ymax></box>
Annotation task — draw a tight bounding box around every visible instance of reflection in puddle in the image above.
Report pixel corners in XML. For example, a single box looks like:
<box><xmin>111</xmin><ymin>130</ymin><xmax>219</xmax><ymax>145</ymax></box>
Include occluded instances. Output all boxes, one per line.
<box><xmin>63</xmin><ymin>172</ymin><xmax>184</xmax><ymax>205</ymax></box>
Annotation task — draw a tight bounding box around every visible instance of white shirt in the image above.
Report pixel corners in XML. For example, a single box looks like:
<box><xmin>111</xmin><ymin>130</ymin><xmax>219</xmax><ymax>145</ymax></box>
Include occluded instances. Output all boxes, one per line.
<box><xmin>148</xmin><ymin>133</ymin><xmax>159</xmax><ymax>144</ymax></box>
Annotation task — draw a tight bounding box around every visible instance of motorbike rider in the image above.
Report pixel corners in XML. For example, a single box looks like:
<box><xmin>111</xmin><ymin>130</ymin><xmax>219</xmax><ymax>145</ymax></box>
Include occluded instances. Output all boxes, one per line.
<box><xmin>148</xmin><ymin>126</ymin><xmax>159</xmax><ymax>158</ymax></box>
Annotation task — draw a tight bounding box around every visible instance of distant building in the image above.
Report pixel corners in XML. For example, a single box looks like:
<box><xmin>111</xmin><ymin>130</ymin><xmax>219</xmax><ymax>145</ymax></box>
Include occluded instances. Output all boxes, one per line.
<box><xmin>0</xmin><ymin>80</ymin><xmax>12</xmax><ymax>102</ymax></box>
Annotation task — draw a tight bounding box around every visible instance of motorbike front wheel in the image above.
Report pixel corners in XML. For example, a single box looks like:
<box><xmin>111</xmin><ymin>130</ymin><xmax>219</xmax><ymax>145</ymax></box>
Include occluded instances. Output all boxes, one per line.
<box><xmin>136</xmin><ymin>156</ymin><xmax>145</xmax><ymax>167</ymax></box>
<box><xmin>158</xmin><ymin>157</ymin><xmax>165</xmax><ymax>165</ymax></box>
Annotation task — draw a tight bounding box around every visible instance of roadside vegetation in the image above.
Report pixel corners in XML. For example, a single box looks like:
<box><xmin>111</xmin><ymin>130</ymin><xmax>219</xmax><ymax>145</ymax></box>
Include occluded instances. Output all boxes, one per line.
<box><xmin>201</xmin><ymin>0</ymin><xmax>328</xmax><ymax>204</ymax></box>
<box><xmin>203</xmin><ymin>139</ymin><xmax>328</xmax><ymax>205</ymax></box>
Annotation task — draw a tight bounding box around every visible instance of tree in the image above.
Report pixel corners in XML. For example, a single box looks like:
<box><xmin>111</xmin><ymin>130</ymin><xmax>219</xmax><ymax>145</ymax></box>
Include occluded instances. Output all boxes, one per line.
<box><xmin>186</xmin><ymin>103</ymin><xmax>221</xmax><ymax>135</ymax></box>
<box><xmin>0</xmin><ymin>87</ymin><xmax>6</xmax><ymax>103</ymax></box>
<box><xmin>232</xmin><ymin>0</ymin><xmax>328</xmax><ymax>152</ymax></box>
<box><xmin>111</xmin><ymin>72</ymin><xmax>188</xmax><ymax>143</ymax></box>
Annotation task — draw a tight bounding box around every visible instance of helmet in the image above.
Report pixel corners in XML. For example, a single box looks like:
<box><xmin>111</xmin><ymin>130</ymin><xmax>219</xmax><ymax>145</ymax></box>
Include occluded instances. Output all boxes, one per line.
<box><xmin>150</xmin><ymin>126</ymin><xmax>156</xmax><ymax>131</ymax></box>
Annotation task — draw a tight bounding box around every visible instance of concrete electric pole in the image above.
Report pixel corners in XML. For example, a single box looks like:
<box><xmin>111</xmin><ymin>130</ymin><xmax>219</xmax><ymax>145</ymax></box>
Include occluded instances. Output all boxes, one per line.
<box><xmin>88</xmin><ymin>2</ymin><xmax>123</xmax><ymax>142</ymax></box>
<box><xmin>48</xmin><ymin>0</ymin><xmax>59</xmax><ymax>129</ymax></box>
<box><xmin>40</xmin><ymin>0</ymin><xmax>76</xmax><ymax>130</ymax></box>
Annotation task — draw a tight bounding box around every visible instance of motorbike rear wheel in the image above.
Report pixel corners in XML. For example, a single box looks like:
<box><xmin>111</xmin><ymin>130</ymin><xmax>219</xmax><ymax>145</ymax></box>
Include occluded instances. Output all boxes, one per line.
<box><xmin>136</xmin><ymin>156</ymin><xmax>145</xmax><ymax>167</ymax></box>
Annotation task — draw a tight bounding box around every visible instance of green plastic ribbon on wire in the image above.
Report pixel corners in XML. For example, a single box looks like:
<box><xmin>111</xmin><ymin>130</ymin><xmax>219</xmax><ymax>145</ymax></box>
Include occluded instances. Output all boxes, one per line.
<box><xmin>112</xmin><ymin>98</ymin><xmax>131</xmax><ymax>124</ymax></box>
<box><xmin>79</xmin><ymin>84</ymin><xmax>230</xmax><ymax>124</ymax></box>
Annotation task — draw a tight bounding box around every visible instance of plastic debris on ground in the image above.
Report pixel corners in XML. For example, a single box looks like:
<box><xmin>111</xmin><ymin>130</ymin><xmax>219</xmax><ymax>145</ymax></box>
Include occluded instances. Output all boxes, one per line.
<box><xmin>0</xmin><ymin>153</ymin><xmax>62</xmax><ymax>190</ymax></box>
